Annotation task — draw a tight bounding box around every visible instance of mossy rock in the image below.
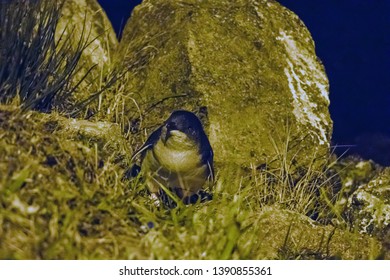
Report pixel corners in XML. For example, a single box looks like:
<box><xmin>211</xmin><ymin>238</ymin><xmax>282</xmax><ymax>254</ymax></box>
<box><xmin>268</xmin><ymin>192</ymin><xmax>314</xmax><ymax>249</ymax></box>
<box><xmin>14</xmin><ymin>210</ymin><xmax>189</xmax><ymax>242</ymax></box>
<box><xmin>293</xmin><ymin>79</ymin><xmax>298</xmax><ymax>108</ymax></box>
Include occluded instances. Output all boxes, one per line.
<box><xmin>118</xmin><ymin>0</ymin><xmax>332</xmax><ymax>170</ymax></box>
<box><xmin>332</xmin><ymin>156</ymin><xmax>382</xmax><ymax>193</ymax></box>
<box><xmin>329</xmin><ymin>155</ymin><xmax>383</xmax><ymax>218</ymax></box>
<box><xmin>56</xmin><ymin>0</ymin><xmax>118</xmax><ymax>103</ymax></box>
<box><xmin>238</xmin><ymin>207</ymin><xmax>382</xmax><ymax>259</ymax></box>
<box><xmin>346</xmin><ymin>168</ymin><xmax>390</xmax><ymax>240</ymax></box>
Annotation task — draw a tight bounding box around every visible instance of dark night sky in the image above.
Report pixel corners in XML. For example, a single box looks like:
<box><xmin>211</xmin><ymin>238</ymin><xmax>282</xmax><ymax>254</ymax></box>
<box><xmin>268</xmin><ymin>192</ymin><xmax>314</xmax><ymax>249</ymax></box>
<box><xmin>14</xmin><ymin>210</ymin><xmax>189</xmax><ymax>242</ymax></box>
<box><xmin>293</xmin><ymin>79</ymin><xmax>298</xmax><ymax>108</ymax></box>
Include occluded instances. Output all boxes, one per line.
<box><xmin>98</xmin><ymin>0</ymin><xmax>390</xmax><ymax>164</ymax></box>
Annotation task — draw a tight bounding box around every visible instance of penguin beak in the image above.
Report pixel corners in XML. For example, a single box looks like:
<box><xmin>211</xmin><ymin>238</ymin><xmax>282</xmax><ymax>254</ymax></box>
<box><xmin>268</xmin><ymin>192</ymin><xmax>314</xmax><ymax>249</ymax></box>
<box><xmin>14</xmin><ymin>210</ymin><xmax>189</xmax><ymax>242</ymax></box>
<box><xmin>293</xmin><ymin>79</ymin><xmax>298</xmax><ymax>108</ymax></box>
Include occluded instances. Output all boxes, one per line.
<box><xmin>163</xmin><ymin>130</ymin><xmax>171</xmax><ymax>144</ymax></box>
<box><xmin>161</xmin><ymin>125</ymin><xmax>171</xmax><ymax>144</ymax></box>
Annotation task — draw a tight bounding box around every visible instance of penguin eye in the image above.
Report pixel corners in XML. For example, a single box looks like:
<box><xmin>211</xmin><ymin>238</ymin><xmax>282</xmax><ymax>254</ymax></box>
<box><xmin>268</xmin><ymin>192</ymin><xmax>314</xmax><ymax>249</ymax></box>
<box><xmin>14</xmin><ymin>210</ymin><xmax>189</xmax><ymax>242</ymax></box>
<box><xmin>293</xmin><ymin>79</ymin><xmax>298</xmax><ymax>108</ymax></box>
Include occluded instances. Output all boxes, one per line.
<box><xmin>166</xmin><ymin>122</ymin><xmax>176</xmax><ymax>130</ymax></box>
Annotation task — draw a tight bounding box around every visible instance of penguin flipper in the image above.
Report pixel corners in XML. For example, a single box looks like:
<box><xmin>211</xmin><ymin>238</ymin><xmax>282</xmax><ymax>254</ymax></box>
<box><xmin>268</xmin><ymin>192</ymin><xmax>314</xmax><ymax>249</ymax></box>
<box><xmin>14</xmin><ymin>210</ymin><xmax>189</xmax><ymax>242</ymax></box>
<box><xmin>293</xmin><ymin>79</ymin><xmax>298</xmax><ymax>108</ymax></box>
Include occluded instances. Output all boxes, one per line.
<box><xmin>131</xmin><ymin>126</ymin><xmax>162</xmax><ymax>162</ymax></box>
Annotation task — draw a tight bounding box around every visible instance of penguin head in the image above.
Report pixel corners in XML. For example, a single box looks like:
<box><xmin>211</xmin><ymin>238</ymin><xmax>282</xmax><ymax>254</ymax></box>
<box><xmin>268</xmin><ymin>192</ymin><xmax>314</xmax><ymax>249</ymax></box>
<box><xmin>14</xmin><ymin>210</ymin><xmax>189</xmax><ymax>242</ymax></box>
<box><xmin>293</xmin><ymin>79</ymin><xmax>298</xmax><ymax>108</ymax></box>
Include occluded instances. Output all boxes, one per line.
<box><xmin>161</xmin><ymin>110</ymin><xmax>205</xmax><ymax>147</ymax></box>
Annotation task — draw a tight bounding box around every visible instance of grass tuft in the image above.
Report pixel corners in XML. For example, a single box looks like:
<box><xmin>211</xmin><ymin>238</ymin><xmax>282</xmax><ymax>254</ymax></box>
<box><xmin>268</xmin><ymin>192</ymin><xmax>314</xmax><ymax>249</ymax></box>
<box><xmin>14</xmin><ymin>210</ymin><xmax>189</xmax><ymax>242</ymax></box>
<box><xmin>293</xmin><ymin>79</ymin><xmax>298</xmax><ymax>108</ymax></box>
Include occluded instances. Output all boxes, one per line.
<box><xmin>0</xmin><ymin>0</ymin><xmax>100</xmax><ymax>113</ymax></box>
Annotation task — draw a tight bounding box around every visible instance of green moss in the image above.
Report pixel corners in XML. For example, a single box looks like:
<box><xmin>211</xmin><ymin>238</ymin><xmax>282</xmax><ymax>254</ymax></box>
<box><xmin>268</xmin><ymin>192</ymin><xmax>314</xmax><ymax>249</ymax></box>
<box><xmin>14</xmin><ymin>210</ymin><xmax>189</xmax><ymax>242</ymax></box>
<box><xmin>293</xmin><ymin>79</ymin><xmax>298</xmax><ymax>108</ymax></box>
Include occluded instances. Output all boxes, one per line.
<box><xmin>0</xmin><ymin>106</ymin><xmax>141</xmax><ymax>259</ymax></box>
<box><xmin>346</xmin><ymin>168</ymin><xmax>390</xmax><ymax>240</ymax></box>
<box><xmin>334</xmin><ymin>157</ymin><xmax>381</xmax><ymax>188</ymax></box>
<box><xmin>0</xmin><ymin>106</ymin><xmax>384</xmax><ymax>259</ymax></box>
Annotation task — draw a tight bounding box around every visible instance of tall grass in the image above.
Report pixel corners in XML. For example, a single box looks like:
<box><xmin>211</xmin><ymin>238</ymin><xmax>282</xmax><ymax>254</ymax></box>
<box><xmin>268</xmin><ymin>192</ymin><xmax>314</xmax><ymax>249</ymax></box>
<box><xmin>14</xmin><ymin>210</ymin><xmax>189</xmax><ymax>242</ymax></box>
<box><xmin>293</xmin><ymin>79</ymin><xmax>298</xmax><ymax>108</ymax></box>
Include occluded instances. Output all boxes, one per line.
<box><xmin>0</xmin><ymin>0</ymin><xmax>91</xmax><ymax>112</ymax></box>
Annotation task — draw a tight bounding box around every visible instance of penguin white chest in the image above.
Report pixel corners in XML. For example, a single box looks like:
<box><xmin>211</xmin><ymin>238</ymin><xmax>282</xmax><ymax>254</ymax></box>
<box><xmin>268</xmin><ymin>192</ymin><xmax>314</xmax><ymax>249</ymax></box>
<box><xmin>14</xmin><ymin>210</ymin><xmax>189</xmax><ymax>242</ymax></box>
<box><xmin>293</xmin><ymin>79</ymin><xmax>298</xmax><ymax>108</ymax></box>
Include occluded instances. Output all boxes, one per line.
<box><xmin>154</xmin><ymin>138</ymin><xmax>201</xmax><ymax>172</ymax></box>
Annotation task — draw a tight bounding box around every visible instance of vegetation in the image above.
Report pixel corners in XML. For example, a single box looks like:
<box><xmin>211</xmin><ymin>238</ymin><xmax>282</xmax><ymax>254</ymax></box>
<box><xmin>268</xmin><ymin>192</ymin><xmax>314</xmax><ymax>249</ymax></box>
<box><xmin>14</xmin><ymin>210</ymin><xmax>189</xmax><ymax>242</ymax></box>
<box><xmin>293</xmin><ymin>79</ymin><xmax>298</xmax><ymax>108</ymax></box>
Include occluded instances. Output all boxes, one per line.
<box><xmin>0</xmin><ymin>104</ymin><xmax>384</xmax><ymax>259</ymax></box>
<box><xmin>0</xmin><ymin>0</ymin><xmax>91</xmax><ymax>112</ymax></box>
<box><xmin>0</xmin><ymin>0</ymin><xmax>387</xmax><ymax>260</ymax></box>
<box><xmin>0</xmin><ymin>0</ymin><xmax>118</xmax><ymax>115</ymax></box>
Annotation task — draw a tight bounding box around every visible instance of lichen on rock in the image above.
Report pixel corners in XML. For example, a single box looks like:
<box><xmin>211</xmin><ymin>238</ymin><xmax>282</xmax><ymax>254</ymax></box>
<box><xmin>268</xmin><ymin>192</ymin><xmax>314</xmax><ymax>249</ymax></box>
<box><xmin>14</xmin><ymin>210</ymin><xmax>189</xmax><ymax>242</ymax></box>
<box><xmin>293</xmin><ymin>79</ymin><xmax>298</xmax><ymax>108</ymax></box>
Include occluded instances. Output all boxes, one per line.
<box><xmin>346</xmin><ymin>168</ymin><xmax>390</xmax><ymax>239</ymax></box>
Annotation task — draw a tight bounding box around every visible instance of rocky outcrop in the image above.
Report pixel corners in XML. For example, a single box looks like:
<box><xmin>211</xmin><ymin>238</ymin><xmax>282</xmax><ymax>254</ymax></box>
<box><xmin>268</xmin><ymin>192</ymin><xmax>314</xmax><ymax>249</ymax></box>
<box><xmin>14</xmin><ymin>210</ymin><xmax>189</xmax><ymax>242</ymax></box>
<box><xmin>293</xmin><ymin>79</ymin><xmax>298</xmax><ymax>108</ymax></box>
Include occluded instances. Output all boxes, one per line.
<box><xmin>118</xmin><ymin>0</ymin><xmax>332</xmax><ymax>170</ymax></box>
<box><xmin>329</xmin><ymin>156</ymin><xmax>389</xmax><ymax>255</ymax></box>
<box><xmin>346</xmin><ymin>169</ymin><xmax>390</xmax><ymax>240</ymax></box>
<box><xmin>56</xmin><ymin>0</ymin><xmax>118</xmax><ymax>104</ymax></box>
<box><xmin>238</xmin><ymin>207</ymin><xmax>382</xmax><ymax>259</ymax></box>
<box><xmin>331</xmin><ymin>156</ymin><xmax>382</xmax><ymax>207</ymax></box>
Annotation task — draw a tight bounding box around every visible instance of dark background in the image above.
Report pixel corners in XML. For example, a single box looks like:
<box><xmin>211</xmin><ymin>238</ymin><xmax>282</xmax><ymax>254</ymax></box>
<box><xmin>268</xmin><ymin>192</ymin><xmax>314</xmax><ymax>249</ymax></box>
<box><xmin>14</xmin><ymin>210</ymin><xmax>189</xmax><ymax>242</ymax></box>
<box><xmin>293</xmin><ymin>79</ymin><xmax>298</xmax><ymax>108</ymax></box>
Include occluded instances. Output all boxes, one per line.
<box><xmin>97</xmin><ymin>0</ymin><xmax>390</xmax><ymax>165</ymax></box>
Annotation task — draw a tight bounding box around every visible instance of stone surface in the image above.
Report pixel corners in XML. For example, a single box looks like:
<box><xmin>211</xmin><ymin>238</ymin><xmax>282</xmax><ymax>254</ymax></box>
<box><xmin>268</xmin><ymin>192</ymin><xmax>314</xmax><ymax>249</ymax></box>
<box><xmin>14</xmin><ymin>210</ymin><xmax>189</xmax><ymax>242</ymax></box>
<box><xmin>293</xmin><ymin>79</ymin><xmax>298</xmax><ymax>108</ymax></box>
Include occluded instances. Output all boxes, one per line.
<box><xmin>346</xmin><ymin>168</ymin><xmax>390</xmax><ymax>240</ymax></box>
<box><xmin>328</xmin><ymin>156</ymin><xmax>383</xmax><ymax>221</ymax></box>
<box><xmin>334</xmin><ymin>156</ymin><xmax>381</xmax><ymax>192</ymax></box>
<box><xmin>118</xmin><ymin>0</ymin><xmax>332</xmax><ymax>170</ymax></box>
<box><xmin>238</xmin><ymin>207</ymin><xmax>382</xmax><ymax>259</ymax></box>
<box><xmin>56</xmin><ymin>0</ymin><xmax>118</xmax><ymax>102</ymax></box>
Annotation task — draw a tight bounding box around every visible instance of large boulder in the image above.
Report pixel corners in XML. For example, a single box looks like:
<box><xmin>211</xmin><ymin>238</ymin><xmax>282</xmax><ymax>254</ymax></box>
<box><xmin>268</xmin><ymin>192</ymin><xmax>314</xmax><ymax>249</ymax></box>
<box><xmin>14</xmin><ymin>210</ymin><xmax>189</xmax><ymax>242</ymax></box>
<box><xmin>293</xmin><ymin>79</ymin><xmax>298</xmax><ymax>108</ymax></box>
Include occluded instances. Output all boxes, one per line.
<box><xmin>56</xmin><ymin>0</ymin><xmax>118</xmax><ymax>104</ymax></box>
<box><xmin>118</xmin><ymin>0</ymin><xmax>332</xmax><ymax>170</ymax></box>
